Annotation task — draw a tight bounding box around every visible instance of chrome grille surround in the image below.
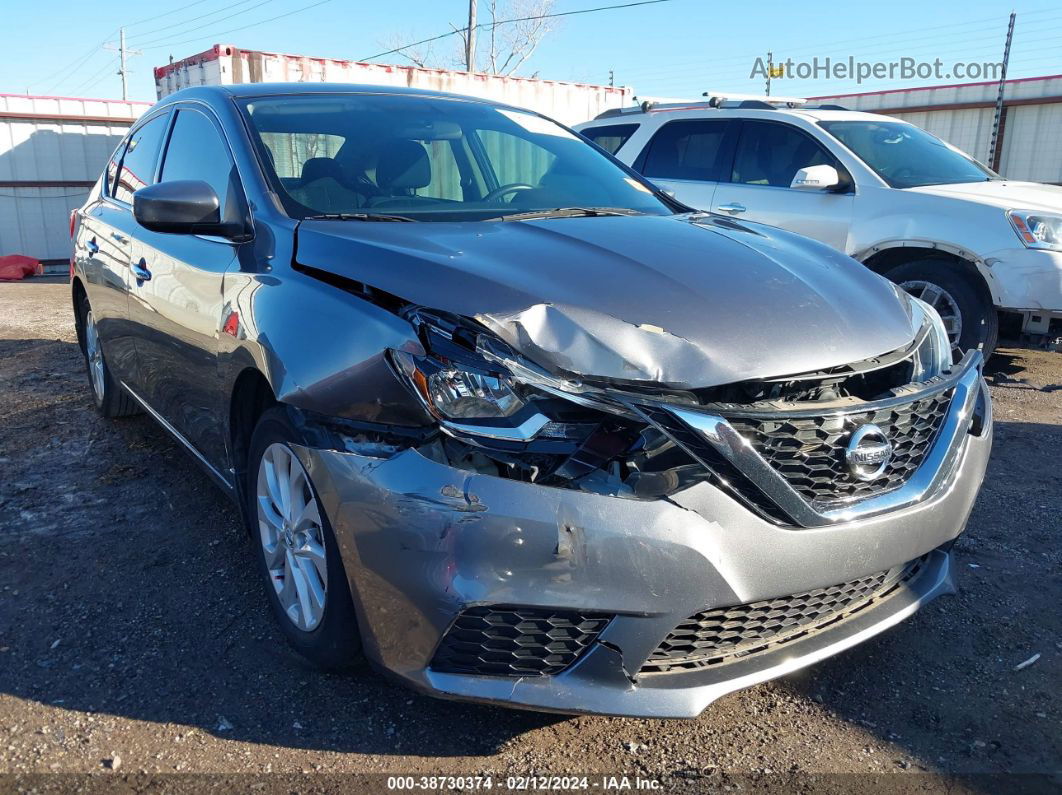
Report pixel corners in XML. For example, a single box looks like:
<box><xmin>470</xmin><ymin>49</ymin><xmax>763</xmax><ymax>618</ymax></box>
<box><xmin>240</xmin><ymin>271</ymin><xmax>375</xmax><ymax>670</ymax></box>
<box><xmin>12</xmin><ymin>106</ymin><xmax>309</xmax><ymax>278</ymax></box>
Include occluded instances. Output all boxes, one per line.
<box><xmin>630</xmin><ymin>351</ymin><xmax>984</xmax><ymax>528</ymax></box>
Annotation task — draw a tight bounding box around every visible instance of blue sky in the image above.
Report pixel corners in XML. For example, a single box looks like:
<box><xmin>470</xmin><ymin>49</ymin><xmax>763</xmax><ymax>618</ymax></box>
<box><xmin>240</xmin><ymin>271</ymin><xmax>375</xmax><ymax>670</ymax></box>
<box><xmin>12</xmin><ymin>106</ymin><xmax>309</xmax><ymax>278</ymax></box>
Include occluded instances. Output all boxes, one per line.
<box><xmin>3</xmin><ymin>0</ymin><xmax>1060</xmax><ymax>104</ymax></box>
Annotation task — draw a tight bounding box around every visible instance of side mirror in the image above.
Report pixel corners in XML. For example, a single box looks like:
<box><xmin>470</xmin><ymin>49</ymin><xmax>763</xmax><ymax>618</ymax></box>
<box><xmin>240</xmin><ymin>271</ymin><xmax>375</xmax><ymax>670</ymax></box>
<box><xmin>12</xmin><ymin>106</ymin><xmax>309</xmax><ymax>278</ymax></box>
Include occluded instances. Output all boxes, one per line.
<box><xmin>133</xmin><ymin>180</ymin><xmax>244</xmax><ymax>238</ymax></box>
<box><xmin>790</xmin><ymin>164</ymin><xmax>842</xmax><ymax>191</ymax></box>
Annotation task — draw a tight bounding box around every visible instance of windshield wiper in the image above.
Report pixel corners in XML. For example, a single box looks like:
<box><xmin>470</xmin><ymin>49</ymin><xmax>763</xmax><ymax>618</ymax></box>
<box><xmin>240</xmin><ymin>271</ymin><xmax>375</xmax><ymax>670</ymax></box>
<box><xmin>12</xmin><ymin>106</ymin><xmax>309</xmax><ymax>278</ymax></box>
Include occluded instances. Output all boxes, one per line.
<box><xmin>303</xmin><ymin>212</ymin><xmax>416</xmax><ymax>222</ymax></box>
<box><xmin>490</xmin><ymin>207</ymin><xmax>643</xmax><ymax>222</ymax></box>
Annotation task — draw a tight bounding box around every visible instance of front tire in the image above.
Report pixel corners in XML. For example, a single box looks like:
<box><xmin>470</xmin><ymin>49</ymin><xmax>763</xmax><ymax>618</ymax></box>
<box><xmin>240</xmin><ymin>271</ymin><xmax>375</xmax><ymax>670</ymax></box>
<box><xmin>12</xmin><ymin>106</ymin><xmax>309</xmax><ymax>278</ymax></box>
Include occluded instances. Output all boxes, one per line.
<box><xmin>247</xmin><ymin>406</ymin><xmax>362</xmax><ymax>669</ymax></box>
<box><xmin>76</xmin><ymin>294</ymin><xmax>140</xmax><ymax>418</ymax></box>
<box><xmin>886</xmin><ymin>259</ymin><xmax>998</xmax><ymax>358</ymax></box>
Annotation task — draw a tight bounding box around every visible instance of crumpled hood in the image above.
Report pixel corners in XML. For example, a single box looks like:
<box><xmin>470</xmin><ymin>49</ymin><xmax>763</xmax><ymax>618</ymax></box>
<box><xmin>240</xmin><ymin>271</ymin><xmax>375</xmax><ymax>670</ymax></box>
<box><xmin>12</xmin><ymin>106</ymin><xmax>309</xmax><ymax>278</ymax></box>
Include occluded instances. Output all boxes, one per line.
<box><xmin>295</xmin><ymin>213</ymin><xmax>916</xmax><ymax>388</ymax></box>
<box><xmin>907</xmin><ymin>180</ymin><xmax>1062</xmax><ymax>212</ymax></box>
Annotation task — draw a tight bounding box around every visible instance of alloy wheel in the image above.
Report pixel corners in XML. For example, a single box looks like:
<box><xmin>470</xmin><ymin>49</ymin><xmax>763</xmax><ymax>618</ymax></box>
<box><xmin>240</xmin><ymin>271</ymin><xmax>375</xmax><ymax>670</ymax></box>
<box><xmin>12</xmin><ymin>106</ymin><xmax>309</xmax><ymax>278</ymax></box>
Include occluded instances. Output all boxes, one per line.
<box><xmin>256</xmin><ymin>443</ymin><xmax>328</xmax><ymax>631</ymax></box>
<box><xmin>84</xmin><ymin>310</ymin><xmax>106</xmax><ymax>401</ymax></box>
<box><xmin>900</xmin><ymin>279</ymin><xmax>962</xmax><ymax>349</ymax></box>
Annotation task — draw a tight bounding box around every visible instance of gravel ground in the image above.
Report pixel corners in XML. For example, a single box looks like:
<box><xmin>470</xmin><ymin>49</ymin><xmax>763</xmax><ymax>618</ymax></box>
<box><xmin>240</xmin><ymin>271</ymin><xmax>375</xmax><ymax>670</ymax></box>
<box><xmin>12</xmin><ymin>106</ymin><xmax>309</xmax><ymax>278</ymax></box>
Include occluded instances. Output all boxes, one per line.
<box><xmin>0</xmin><ymin>277</ymin><xmax>1059</xmax><ymax>791</ymax></box>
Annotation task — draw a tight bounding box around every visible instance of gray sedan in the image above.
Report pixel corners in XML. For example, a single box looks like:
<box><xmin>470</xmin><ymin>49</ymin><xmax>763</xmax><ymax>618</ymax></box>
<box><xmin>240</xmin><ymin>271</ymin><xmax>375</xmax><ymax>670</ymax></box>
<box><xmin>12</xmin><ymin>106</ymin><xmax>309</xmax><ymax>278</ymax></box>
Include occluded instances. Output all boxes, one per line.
<box><xmin>69</xmin><ymin>84</ymin><xmax>992</xmax><ymax>717</ymax></box>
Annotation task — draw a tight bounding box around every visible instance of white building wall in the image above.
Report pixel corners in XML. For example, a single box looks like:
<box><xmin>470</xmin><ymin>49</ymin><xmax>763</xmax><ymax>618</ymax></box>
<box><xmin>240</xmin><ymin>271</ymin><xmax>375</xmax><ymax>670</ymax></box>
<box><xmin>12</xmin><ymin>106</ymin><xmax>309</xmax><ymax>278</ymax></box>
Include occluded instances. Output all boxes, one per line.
<box><xmin>998</xmin><ymin>102</ymin><xmax>1062</xmax><ymax>182</ymax></box>
<box><xmin>0</xmin><ymin>95</ymin><xmax>150</xmax><ymax>261</ymax></box>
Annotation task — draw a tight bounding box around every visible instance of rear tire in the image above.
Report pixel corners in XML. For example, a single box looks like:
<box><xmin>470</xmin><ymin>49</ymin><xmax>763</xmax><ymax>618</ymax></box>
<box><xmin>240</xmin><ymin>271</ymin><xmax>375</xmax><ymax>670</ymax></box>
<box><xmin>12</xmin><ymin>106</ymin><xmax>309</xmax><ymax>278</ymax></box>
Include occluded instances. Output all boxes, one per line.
<box><xmin>885</xmin><ymin>259</ymin><xmax>998</xmax><ymax>358</ymax></box>
<box><xmin>76</xmin><ymin>294</ymin><xmax>140</xmax><ymax>418</ymax></box>
<box><xmin>247</xmin><ymin>406</ymin><xmax>363</xmax><ymax>670</ymax></box>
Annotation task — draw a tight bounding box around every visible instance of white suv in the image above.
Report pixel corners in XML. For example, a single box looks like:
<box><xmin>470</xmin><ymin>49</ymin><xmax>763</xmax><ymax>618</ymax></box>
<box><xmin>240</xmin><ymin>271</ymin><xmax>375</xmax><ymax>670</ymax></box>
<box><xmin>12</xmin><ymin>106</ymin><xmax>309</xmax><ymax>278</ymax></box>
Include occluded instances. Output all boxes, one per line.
<box><xmin>576</xmin><ymin>97</ymin><xmax>1062</xmax><ymax>354</ymax></box>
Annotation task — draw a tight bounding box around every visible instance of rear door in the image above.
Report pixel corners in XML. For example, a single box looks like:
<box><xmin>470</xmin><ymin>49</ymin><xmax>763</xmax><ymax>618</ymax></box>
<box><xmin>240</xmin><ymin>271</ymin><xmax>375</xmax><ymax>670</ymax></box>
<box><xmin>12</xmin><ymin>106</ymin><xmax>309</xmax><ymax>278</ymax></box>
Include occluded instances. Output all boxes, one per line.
<box><xmin>634</xmin><ymin>119</ymin><xmax>736</xmax><ymax>210</ymax></box>
<box><xmin>710</xmin><ymin>120</ymin><xmax>854</xmax><ymax>250</ymax></box>
<box><xmin>126</xmin><ymin>105</ymin><xmax>245</xmax><ymax>469</ymax></box>
<box><xmin>78</xmin><ymin>111</ymin><xmax>170</xmax><ymax>386</ymax></box>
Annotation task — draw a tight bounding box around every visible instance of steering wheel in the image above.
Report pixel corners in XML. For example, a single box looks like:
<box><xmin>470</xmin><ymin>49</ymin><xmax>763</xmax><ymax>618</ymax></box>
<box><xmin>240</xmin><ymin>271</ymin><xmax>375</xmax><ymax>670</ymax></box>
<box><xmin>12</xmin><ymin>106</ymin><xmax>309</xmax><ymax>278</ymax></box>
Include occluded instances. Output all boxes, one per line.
<box><xmin>482</xmin><ymin>182</ymin><xmax>536</xmax><ymax>203</ymax></box>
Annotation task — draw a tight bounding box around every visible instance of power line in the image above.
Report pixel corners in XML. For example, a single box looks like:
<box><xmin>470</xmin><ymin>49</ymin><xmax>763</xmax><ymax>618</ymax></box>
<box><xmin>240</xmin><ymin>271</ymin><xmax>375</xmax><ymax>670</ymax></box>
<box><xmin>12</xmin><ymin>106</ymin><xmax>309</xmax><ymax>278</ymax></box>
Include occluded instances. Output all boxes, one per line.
<box><xmin>360</xmin><ymin>0</ymin><xmax>678</xmax><ymax>62</ymax></box>
<box><xmin>32</xmin><ymin>30</ymin><xmax>117</xmax><ymax>91</ymax></box>
<box><xmin>130</xmin><ymin>0</ymin><xmax>280</xmax><ymax>48</ymax></box>
<box><xmin>140</xmin><ymin>0</ymin><xmax>335</xmax><ymax>51</ymax></box>
<box><xmin>125</xmin><ymin>0</ymin><xmax>226</xmax><ymax>28</ymax></box>
<box><xmin>127</xmin><ymin>0</ymin><xmax>266</xmax><ymax>41</ymax></box>
<box><xmin>66</xmin><ymin>56</ymin><xmax>123</xmax><ymax>97</ymax></box>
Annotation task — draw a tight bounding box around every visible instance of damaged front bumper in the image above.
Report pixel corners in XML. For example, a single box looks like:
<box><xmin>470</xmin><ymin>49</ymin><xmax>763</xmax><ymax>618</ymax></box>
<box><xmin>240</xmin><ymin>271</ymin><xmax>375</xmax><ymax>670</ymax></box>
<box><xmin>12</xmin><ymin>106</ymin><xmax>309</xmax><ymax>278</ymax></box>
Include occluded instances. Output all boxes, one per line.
<box><xmin>294</xmin><ymin>379</ymin><xmax>992</xmax><ymax>718</ymax></box>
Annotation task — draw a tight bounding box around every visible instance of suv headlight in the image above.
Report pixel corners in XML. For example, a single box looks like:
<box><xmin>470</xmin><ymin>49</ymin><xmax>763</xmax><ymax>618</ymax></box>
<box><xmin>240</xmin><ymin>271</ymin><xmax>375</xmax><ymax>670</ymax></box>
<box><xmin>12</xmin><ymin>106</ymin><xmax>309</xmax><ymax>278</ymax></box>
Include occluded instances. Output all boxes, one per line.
<box><xmin>908</xmin><ymin>295</ymin><xmax>953</xmax><ymax>381</ymax></box>
<box><xmin>1007</xmin><ymin>209</ymin><xmax>1062</xmax><ymax>251</ymax></box>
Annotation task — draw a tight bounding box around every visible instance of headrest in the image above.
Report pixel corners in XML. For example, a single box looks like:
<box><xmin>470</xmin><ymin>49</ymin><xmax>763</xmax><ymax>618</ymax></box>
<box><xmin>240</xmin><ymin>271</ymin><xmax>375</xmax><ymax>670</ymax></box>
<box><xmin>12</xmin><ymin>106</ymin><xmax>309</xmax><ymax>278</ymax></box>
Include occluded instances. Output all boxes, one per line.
<box><xmin>376</xmin><ymin>140</ymin><xmax>431</xmax><ymax>190</ymax></box>
<box><xmin>301</xmin><ymin>157</ymin><xmax>343</xmax><ymax>184</ymax></box>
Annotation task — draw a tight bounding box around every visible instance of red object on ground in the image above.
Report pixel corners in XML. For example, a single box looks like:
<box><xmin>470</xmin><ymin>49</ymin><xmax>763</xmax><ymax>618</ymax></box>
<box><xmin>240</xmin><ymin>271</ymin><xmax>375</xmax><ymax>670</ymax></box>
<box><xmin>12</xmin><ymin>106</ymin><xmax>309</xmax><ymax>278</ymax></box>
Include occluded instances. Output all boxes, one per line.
<box><xmin>0</xmin><ymin>255</ymin><xmax>43</xmax><ymax>281</ymax></box>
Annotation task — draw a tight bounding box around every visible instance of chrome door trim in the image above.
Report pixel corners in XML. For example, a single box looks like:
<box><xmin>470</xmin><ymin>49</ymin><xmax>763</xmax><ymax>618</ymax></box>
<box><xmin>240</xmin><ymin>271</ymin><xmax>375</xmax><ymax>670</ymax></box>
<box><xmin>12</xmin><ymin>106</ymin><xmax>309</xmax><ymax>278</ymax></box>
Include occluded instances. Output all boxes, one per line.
<box><xmin>121</xmin><ymin>381</ymin><xmax>235</xmax><ymax>493</ymax></box>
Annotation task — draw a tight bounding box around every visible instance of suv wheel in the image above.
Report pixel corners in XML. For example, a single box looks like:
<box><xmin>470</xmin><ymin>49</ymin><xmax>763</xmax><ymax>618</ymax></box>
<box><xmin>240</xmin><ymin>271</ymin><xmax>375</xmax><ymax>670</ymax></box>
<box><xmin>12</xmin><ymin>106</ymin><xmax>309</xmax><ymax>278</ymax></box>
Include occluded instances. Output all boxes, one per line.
<box><xmin>247</xmin><ymin>406</ymin><xmax>362</xmax><ymax>669</ymax></box>
<box><xmin>77</xmin><ymin>294</ymin><xmax>140</xmax><ymax>417</ymax></box>
<box><xmin>885</xmin><ymin>259</ymin><xmax>998</xmax><ymax>357</ymax></box>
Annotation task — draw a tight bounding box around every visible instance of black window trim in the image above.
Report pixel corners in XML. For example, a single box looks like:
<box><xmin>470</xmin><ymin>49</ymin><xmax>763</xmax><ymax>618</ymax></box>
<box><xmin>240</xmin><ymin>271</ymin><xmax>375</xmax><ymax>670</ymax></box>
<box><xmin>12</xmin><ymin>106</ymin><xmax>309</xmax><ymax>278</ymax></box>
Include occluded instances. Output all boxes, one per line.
<box><xmin>157</xmin><ymin>102</ymin><xmax>254</xmax><ymax>244</ymax></box>
<box><xmin>102</xmin><ymin>107</ymin><xmax>173</xmax><ymax>208</ymax></box>
<box><xmin>726</xmin><ymin>118</ymin><xmax>854</xmax><ymax>193</ymax></box>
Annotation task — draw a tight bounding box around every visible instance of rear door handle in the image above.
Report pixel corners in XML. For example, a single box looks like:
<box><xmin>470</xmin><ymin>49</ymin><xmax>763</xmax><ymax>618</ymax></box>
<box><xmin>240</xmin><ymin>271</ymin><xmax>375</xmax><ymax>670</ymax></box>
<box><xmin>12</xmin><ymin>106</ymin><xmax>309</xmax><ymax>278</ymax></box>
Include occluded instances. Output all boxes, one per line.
<box><xmin>717</xmin><ymin>203</ymin><xmax>746</xmax><ymax>214</ymax></box>
<box><xmin>86</xmin><ymin>238</ymin><xmax>99</xmax><ymax>255</ymax></box>
<box><xmin>131</xmin><ymin>258</ymin><xmax>152</xmax><ymax>283</ymax></box>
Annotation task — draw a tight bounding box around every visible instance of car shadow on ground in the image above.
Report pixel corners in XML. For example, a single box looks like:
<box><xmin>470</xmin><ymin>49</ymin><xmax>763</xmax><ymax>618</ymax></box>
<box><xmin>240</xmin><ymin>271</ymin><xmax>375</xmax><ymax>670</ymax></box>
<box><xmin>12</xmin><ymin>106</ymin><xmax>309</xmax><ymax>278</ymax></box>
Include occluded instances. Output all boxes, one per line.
<box><xmin>0</xmin><ymin>337</ymin><xmax>1058</xmax><ymax>771</ymax></box>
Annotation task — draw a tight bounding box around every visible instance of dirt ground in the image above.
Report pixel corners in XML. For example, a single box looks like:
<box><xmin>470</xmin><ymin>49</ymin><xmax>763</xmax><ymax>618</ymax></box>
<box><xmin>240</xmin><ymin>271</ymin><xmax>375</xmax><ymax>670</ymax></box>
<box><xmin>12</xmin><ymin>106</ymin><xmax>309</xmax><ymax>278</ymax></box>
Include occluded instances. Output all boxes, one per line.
<box><xmin>0</xmin><ymin>277</ymin><xmax>1059</xmax><ymax>791</ymax></box>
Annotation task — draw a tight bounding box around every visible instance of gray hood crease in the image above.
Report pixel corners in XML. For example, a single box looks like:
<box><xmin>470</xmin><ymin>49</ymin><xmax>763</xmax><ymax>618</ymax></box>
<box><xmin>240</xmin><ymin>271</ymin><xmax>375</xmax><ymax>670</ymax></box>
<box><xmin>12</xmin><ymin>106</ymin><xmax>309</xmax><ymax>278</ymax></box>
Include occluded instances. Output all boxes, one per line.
<box><xmin>295</xmin><ymin>213</ymin><xmax>917</xmax><ymax>388</ymax></box>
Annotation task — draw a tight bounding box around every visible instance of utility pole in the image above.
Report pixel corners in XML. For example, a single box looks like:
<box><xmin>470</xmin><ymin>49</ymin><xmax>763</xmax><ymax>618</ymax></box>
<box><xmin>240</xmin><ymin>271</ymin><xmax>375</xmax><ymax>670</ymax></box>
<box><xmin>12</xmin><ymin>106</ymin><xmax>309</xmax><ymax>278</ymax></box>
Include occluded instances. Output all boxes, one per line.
<box><xmin>105</xmin><ymin>27</ymin><xmax>141</xmax><ymax>100</ymax></box>
<box><xmin>119</xmin><ymin>28</ymin><xmax>128</xmax><ymax>100</ymax></box>
<box><xmin>765</xmin><ymin>51</ymin><xmax>773</xmax><ymax>96</ymax></box>
<box><xmin>465</xmin><ymin>0</ymin><xmax>477</xmax><ymax>72</ymax></box>
<box><xmin>988</xmin><ymin>12</ymin><xmax>1015</xmax><ymax>170</ymax></box>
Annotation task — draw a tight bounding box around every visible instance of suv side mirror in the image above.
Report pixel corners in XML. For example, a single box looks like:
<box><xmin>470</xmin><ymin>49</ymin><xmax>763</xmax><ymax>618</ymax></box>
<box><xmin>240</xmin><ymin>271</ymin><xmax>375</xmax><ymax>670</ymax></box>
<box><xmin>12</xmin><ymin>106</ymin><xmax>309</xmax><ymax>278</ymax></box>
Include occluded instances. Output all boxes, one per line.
<box><xmin>790</xmin><ymin>164</ymin><xmax>842</xmax><ymax>191</ymax></box>
<box><xmin>133</xmin><ymin>181</ymin><xmax>245</xmax><ymax>238</ymax></box>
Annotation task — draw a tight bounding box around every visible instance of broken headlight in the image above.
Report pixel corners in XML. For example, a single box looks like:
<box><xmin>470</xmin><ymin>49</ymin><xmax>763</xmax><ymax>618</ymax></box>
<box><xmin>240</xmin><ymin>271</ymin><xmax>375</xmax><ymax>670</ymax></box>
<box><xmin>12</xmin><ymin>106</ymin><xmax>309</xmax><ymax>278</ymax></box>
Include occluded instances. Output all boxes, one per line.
<box><xmin>908</xmin><ymin>295</ymin><xmax>953</xmax><ymax>381</ymax></box>
<box><xmin>392</xmin><ymin>349</ymin><xmax>550</xmax><ymax>440</ymax></box>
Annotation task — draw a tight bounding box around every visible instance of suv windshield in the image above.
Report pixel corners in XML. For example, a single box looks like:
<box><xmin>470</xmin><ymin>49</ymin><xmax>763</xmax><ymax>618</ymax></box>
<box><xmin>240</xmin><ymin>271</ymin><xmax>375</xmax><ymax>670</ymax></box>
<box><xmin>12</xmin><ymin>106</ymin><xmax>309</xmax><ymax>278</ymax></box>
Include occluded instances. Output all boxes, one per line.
<box><xmin>239</xmin><ymin>94</ymin><xmax>670</xmax><ymax>221</ymax></box>
<box><xmin>819</xmin><ymin>120</ymin><xmax>997</xmax><ymax>189</ymax></box>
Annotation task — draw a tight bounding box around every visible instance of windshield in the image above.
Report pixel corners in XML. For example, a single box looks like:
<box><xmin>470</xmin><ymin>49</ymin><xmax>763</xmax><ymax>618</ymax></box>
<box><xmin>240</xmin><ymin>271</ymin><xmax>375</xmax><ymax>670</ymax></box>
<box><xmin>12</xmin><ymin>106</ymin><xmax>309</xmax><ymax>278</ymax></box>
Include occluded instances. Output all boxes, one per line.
<box><xmin>238</xmin><ymin>94</ymin><xmax>670</xmax><ymax>221</ymax></box>
<box><xmin>819</xmin><ymin>120</ymin><xmax>997</xmax><ymax>189</ymax></box>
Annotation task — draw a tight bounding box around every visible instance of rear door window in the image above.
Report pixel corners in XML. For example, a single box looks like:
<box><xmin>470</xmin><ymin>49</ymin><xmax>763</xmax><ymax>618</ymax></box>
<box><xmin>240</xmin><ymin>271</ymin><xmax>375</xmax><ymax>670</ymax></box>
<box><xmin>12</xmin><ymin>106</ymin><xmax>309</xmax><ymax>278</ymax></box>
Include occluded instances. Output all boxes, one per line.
<box><xmin>581</xmin><ymin>123</ymin><xmax>639</xmax><ymax>155</ymax></box>
<box><xmin>112</xmin><ymin>114</ymin><xmax>169</xmax><ymax>204</ymax></box>
<box><xmin>731</xmin><ymin>121</ymin><xmax>835</xmax><ymax>188</ymax></box>
<box><xmin>641</xmin><ymin>120</ymin><xmax>732</xmax><ymax>182</ymax></box>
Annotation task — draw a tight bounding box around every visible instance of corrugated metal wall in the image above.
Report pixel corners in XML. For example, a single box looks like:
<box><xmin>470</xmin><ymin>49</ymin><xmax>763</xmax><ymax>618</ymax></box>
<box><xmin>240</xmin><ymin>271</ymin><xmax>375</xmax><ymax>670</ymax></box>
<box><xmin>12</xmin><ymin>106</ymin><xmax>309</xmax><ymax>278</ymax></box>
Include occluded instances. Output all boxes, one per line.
<box><xmin>811</xmin><ymin>75</ymin><xmax>1062</xmax><ymax>183</ymax></box>
<box><xmin>0</xmin><ymin>94</ymin><xmax>150</xmax><ymax>261</ymax></box>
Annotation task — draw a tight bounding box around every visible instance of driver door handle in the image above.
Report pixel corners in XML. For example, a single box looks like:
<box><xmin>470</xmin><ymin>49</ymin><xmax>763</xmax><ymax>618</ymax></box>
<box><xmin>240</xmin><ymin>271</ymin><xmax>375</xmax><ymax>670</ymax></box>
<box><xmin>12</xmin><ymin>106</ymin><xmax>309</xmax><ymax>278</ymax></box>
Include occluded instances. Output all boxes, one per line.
<box><xmin>717</xmin><ymin>203</ymin><xmax>746</xmax><ymax>214</ymax></box>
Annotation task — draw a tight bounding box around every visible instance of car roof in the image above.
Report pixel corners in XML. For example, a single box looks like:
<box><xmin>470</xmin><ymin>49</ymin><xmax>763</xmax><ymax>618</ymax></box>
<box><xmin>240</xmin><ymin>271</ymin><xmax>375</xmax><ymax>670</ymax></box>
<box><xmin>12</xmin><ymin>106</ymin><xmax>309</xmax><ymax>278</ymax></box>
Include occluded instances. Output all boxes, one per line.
<box><xmin>158</xmin><ymin>82</ymin><xmax>519</xmax><ymax>109</ymax></box>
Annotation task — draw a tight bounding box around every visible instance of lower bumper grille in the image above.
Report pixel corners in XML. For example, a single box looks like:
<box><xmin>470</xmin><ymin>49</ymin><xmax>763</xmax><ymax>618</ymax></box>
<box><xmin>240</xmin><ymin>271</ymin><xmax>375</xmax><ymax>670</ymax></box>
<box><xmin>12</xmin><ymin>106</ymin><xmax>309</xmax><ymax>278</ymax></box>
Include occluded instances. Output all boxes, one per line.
<box><xmin>430</xmin><ymin>606</ymin><xmax>611</xmax><ymax>677</ymax></box>
<box><xmin>640</xmin><ymin>557</ymin><xmax>925</xmax><ymax>674</ymax></box>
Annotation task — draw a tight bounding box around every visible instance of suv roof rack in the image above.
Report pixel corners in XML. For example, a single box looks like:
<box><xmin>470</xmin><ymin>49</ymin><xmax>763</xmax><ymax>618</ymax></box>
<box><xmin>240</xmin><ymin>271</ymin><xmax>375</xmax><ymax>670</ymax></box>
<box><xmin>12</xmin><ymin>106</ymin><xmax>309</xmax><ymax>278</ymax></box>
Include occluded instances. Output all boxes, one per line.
<box><xmin>803</xmin><ymin>102</ymin><xmax>850</xmax><ymax>111</ymax></box>
<box><xmin>593</xmin><ymin>91</ymin><xmax>811</xmax><ymax>120</ymax></box>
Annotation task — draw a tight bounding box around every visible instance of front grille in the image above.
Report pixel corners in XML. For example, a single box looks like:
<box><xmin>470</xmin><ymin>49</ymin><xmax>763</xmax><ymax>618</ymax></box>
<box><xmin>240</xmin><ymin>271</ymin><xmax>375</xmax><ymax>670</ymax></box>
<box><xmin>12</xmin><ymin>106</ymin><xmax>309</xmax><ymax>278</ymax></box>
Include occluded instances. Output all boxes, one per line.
<box><xmin>430</xmin><ymin>606</ymin><xmax>611</xmax><ymax>677</ymax></box>
<box><xmin>640</xmin><ymin>558</ymin><xmax>924</xmax><ymax>674</ymax></box>
<box><xmin>725</xmin><ymin>389</ymin><xmax>953</xmax><ymax>506</ymax></box>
